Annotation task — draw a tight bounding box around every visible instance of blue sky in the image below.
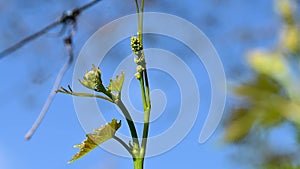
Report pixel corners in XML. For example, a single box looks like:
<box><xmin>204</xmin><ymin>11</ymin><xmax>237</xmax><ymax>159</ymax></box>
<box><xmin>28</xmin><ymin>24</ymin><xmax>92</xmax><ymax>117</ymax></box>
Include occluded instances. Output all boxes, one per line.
<box><xmin>0</xmin><ymin>0</ymin><xmax>280</xmax><ymax>169</ymax></box>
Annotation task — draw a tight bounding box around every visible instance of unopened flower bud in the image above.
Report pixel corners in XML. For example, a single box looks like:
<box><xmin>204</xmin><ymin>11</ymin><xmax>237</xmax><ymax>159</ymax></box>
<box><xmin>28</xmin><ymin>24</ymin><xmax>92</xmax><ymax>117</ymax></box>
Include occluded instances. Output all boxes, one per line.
<box><xmin>131</xmin><ymin>36</ymin><xmax>143</xmax><ymax>55</ymax></box>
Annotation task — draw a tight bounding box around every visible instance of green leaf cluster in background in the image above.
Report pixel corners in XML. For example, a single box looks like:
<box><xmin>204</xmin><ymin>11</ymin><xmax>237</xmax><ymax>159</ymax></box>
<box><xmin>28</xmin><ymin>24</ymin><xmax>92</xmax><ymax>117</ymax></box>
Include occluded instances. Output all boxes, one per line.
<box><xmin>224</xmin><ymin>0</ymin><xmax>300</xmax><ymax>168</ymax></box>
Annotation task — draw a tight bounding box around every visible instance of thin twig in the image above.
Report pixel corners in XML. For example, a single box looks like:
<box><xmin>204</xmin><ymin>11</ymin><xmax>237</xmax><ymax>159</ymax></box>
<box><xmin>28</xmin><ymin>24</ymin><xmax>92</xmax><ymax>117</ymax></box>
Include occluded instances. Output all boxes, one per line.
<box><xmin>25</xmin><ymin>36</ymin><xmax>74</xmax><ymax>140</ymax></box>
<box><xmin>76</xmin><ymin>0</ymin><xmax>101</xmax><ymax>12</ymax></box>
<box><xmin>22</xmin><ymin>0</ymin><xmax>103</xmax><ymax>139</ymax></box>
<box><xmin>0</xmin><ymin>22</ymin><xmax>60</xmax><ymax>58</ymax></box>
<box><xmin>0</xmin><ymin>0</ymin><xmax>102</xmax><ymax>59</ymax></box>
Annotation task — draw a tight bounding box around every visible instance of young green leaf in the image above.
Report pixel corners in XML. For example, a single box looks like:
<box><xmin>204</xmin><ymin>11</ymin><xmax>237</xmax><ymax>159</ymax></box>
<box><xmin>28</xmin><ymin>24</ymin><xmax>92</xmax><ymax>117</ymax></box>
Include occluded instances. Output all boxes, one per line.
<box><xmin>107</xmin><ymin>72</ymin><xmax>125</xmax><ymax>99</ymax></box>
<box><xmin>79</xmin><ymin>64</ymin><xmax>106</xmax><ymax>92</ymax></box>
<box><xmin>68</xmin><ymin>119</ymin><xmax>121</xmax><ymax>164</ymax></box>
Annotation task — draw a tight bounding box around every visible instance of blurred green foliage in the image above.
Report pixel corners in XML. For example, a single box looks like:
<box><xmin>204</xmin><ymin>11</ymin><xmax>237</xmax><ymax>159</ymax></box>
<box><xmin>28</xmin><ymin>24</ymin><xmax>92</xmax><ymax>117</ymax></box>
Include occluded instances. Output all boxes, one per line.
<box><xmin>224</xmin><ymin>0</ymin><xmax>300</xmax><ymax>168</ymax></box>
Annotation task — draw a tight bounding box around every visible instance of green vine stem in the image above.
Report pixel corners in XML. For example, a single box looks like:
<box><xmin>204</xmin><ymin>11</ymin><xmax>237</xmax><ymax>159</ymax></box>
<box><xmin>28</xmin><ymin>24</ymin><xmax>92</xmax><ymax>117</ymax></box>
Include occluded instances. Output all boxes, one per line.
<box><xmin>113</xmin><ymin>135</ymin><xmax>133</xmax><ymax>156</ymax></box>
<box><xmin>134</xmin><ymin>158</ymin><xmax>144</xmax><ymax>169</ymax></box>
<box><xmin>115</xmin><ymin>99</ymin><xmax>140</xmax><ymax>148</ymax></box>
<box><xmin>133</xmin><ymin>0</ymin><xmax>151</xmax><ymax>168</ymax></box>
